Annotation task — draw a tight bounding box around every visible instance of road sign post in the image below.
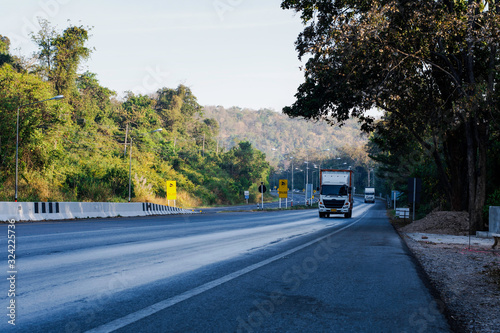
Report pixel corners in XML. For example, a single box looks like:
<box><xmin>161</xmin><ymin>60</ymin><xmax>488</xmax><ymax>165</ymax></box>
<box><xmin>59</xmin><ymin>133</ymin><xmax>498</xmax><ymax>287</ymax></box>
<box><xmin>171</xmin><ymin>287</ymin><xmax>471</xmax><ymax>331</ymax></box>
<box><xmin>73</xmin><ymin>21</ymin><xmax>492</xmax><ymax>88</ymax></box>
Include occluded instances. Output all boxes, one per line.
<box><xmin>258</xmin><ymin>182</ymin><xmax>267</xmax><ymax>210</ymax></box>
<box><xmin>306</xmin><ymin>184</ymin><xmax>313</xmax><ymax>206</ymax></box>
<box><xmin>278</xmin><ymin>179</ymin><xmax>288</xmax><ymax>209</ymax></box>
<box><xmin>408</xmin><ymin>178</ymin><xmax>422</xmax><ymax>221</ymax></box>
<box><xmin>167</xmin><ymin>181</ymin><xmax>177</xmax><ymax>207</ymax></box>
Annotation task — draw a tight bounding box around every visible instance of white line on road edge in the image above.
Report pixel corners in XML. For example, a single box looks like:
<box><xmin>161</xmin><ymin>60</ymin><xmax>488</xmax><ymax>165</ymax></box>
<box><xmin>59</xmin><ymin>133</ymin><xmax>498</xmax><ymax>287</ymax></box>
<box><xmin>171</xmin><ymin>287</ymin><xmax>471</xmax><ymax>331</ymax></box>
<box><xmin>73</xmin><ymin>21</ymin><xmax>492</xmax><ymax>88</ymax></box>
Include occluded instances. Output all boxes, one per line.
<box><xmin>85</xmin><ymin>213</ymin><xmax>367</xmax><ymax>333</ymax></box>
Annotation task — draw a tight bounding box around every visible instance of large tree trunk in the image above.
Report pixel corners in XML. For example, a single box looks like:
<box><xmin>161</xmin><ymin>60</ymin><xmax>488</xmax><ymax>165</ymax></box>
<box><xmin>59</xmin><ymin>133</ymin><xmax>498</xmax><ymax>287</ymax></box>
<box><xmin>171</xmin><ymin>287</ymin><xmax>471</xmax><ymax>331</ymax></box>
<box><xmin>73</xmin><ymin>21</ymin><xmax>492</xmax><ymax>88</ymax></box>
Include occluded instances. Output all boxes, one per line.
<box><xmin>465</xmin><ymin>118</ymin><xmax>488</xmax><ymax>233</ymax></box>
<box><xmin>443</xmin><ymin>125</ymin><xmax>469</xmax><ymax>211</ymax></box>
<box><xmin>473</xmin><ymin>121</ymin><xmax>488</xmax><ymax>231</ymax></box>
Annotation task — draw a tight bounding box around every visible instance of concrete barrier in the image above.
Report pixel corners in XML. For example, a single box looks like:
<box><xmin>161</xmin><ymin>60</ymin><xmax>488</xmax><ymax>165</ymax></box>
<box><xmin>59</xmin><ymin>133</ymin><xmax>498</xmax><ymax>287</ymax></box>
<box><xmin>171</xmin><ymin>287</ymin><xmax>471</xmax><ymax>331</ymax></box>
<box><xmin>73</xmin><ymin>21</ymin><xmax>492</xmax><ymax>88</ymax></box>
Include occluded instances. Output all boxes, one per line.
<box><xmin>490</xmin><ymin>206</ymin><xmax>500</xmax><ymax>234</ymax></box>
<box><xmin>0</xmin><ymin>201</ymin><xmax>199</xmax><ymax>222</ymax></box>
<box><xmin>489</xmin><ymin>207</ymin><xmax>500</xmax><ymax>249</ymax></box>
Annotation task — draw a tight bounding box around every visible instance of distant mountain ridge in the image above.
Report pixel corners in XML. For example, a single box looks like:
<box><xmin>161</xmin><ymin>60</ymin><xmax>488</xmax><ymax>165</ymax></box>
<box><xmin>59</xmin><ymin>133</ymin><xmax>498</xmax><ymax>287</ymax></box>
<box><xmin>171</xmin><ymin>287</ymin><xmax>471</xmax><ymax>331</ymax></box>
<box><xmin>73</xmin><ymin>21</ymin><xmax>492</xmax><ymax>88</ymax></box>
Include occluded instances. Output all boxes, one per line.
<box><xmin>202</xmin><ymin>105</ymin><xmax>368</xmax><ymax>166</ymax></box>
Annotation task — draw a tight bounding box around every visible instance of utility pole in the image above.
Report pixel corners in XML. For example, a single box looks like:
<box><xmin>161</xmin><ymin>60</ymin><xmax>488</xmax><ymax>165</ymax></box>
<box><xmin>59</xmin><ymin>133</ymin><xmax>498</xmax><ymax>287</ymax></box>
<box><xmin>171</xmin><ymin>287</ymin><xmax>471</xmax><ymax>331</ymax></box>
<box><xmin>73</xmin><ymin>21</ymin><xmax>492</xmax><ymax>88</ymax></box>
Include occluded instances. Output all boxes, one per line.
<box><xmin>291</xmin><ymin>157</ymin><xmax>294</xmax><ymax>205</ymax></box>
<box><xmin>305</xmin><ymin>155</ymin><xmax>309</xmax><ymax>205</ymax></box>
<box><xmin>123</xmin><ymin>123</ymin><xmax>129</xmax><ymax>157</ymax></box>
<box><xmin>413</xmin><ymin>178</ymin><xmax>416</xmax><ymax>221</ymax></box>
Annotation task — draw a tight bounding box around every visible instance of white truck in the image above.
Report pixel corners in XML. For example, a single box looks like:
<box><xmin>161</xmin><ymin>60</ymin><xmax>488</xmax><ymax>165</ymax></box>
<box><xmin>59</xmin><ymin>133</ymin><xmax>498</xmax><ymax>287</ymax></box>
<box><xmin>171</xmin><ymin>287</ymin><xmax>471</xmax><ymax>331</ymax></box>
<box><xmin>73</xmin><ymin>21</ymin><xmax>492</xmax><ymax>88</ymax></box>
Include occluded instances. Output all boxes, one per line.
<box><xmin>364</xmin><ymin>187</ymin><xmax>376</xmax><ymax>203</ymax></box>
<box><xmin>318</xmin><ymin>169</ymin><xmax>354</xmax><ymax>218</ymax></box>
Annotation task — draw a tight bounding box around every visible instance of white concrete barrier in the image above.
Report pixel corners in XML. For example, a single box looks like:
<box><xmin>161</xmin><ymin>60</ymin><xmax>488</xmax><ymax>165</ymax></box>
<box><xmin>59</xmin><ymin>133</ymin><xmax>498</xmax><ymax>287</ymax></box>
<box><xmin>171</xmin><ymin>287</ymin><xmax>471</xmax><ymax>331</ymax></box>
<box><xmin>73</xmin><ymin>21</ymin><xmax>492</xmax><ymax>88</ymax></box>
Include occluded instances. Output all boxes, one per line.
<box><xmin>490</xmin><ymin>206</ymin><xmax>500</xmax><ymax>234</ymax></box>
<box><xmin>0</xmin><ymin>201</ymin><xmax>199</xmax><ymax>222</ymax></box>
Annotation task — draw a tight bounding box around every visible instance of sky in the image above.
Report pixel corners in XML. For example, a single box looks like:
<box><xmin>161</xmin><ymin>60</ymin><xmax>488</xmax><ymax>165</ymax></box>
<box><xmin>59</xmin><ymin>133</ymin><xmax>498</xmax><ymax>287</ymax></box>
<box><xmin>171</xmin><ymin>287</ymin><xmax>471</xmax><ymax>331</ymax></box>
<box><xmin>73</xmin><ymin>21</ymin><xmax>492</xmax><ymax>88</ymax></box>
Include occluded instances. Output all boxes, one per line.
<box><xmin>1</xmin><ymin>0</ymin><xmax>307</xmax><ymax>111</ymax></box>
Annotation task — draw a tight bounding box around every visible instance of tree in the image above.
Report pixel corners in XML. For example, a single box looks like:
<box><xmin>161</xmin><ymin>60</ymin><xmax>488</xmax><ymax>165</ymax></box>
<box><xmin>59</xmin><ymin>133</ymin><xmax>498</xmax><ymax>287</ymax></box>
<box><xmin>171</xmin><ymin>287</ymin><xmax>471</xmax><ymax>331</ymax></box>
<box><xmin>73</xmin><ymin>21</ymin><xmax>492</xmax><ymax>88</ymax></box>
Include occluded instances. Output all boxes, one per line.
<box><xmin>0</xmin><ymin>64</ymin><xmax>65</xmax><ymax>179</ymax></box>
<box><xmin>30</xmin><ymin>18</ymin><xmax>58</xmax><ymax>80</ymax></box>
<box><xmin>32</xmin><ymin>20</ymin><xmax>92</xmax><ymax>96</ymax></box>
<box><xmin>75</xmin><ymin>71</ymin><xmax>115</xmax><ymax>124</ymax></box>
<box><xmin>282</xmin><ymin>0</ymin><xmax>500</xmax><ymax>231</ymax></box>
<box><xmin>155</xmin><ymin>85</ymin><xmax>203</xmax><ymax>133</ymax></box>
<box><xmin>1</xmin><ymin>21</ymin><xmax>273</xmax><ymax>205</ymax></box>
<box><xmin>121</xmin><ymin>93</ymin><xmax>159</xmax><ymax>129</ymax></box>
<box><xmin>51</xmin><ymin>25</ymin><xmax>92</xmax><ymax>95</ymax></box>
<box><xmin>222</xmin><ymin>141</ymin><xmax>270</xmax><ymax>193</ymax></box>
<box><xmin>0</xmin><ymin>35</ymin><xmax>13</xmax><ymax>67</ymax></box>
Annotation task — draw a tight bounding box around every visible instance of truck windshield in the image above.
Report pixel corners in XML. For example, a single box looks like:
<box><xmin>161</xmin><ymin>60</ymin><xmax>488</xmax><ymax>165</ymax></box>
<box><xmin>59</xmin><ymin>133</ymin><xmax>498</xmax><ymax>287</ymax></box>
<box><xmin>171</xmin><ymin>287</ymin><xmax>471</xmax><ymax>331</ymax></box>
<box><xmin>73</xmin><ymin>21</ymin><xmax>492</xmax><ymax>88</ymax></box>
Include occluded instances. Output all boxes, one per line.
<box><xmin>321</xmin><ymin>185</ymin><xmax>348</xmax><ymax>196</ymax></box>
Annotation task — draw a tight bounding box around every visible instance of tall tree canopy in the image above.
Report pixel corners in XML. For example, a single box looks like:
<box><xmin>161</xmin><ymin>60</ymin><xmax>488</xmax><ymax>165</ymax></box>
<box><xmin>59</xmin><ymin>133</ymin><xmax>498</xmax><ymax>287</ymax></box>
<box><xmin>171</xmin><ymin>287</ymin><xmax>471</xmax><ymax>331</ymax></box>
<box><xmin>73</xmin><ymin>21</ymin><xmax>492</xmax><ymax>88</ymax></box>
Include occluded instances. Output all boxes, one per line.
<box><xmin>31</xmin><ymin>20</ymin><xmax>92</xmax><ymax>96</ymax></box>
<box><xmin>282</xmin><ymin>0</ymin><xmax>500</xmax><ymax>231</ymax></box>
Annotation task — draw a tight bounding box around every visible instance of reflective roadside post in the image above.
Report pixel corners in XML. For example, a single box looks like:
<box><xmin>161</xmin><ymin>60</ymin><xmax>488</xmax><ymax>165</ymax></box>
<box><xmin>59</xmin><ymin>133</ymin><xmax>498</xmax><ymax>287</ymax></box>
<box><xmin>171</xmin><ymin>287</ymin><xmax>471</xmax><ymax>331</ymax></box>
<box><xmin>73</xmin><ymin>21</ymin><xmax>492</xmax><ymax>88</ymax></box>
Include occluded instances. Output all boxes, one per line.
<box><xmin>15</xmin><ymin>95</ymin><xmax>64</xmax><ymax>202</ymax></box>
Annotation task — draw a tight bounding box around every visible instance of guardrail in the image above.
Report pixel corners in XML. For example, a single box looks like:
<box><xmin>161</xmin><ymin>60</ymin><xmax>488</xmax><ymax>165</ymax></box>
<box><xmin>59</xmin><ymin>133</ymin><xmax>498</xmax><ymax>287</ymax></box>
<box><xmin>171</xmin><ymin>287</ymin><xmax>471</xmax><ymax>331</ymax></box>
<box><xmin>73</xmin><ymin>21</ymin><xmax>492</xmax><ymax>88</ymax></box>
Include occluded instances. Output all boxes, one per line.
<box><xmin>0</xmin><ymin>201</ymin><xmax>199</xmax><ymax>222</ymax></box>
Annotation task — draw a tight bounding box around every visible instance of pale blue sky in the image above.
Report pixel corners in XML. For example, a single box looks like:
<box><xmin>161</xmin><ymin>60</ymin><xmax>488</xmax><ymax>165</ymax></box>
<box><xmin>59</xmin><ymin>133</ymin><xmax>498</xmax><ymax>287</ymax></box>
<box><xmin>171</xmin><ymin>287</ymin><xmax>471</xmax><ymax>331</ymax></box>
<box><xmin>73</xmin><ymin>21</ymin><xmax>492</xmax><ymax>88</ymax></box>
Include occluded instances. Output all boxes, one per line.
<box><xmin>1</xmin><ymin>0</ymin><xmax>306</xmax><ymax>111</ymax></box>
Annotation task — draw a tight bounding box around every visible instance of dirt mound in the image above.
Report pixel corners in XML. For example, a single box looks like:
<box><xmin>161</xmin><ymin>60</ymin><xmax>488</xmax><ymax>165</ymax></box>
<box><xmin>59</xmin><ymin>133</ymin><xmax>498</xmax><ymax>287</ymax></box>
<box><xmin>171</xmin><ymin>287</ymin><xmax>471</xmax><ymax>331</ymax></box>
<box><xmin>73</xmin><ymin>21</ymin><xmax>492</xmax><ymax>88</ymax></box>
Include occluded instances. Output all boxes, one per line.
<box><xmin>401</xmin><ymin>211</ymin><xmax>470</xmax><ymax>235</ymax></box>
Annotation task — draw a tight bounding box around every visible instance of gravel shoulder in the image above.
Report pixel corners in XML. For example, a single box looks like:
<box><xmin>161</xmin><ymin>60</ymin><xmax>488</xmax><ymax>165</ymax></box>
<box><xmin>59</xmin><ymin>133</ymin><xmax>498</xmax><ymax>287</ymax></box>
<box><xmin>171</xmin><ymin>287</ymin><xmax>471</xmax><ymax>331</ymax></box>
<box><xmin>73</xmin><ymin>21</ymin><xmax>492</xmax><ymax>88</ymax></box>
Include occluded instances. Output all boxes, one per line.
<box><xmin>394</xmin><ymin>211</ymin><xmax>500</xmax><ymax>333</ymax></box>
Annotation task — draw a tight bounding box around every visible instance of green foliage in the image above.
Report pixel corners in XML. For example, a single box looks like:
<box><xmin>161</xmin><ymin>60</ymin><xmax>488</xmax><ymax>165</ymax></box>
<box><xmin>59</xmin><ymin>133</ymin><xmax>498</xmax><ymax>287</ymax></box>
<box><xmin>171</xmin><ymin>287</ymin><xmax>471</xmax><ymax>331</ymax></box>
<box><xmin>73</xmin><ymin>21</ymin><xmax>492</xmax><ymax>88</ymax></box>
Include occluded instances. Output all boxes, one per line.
<box><xmin>0</xmin><ymin>64</ymin><xmax>67</xmax><ymax>175</ymax></box>
<box><xmin>222</xmin><ymin>141</ymin><xmax>270</xmax><ymax>196</ymax></box>
<box><xmin>203</xmin><ymin>106</ymin><xmax>368</xmax><ymax>166</ymax></box>
<box><xmin>484</xmin><ymin>189</ymin><xmax>500</xmax><ymax>224</ymax></box>
<box><xmin>155</xmin><ymin>85</ymin><xmax>203</xmax><ymax>134</ymax></box>
<box><xmin>203</xmin><ymin>106</ymin><xmax>374</xmax><ymax>191</ymax></box>
<box><xmin>0</xmin><ymin>35</ymin><xmax>14</xmax><ymax>67</ymax></box>
<box><xmin>0</xmin><ymin>22</ymin><xmax>271</xmax><ymax>206</ymax></box>
<box><xmin>31</xmin><ymin>19</ymin><xmax>92</xmax><ymax>96</ymax></box>
<box><xmin>282</xmin><ymin>0</ymin><xmax>500</xmax><ymax>230</ymax></box>
<box><xmin>75</xmin><ymin>71</ymin><xmax>116</xmax><ymax>124</ymax></box>
<box><xmin>0</xmin><ymin>18</ymin><xmax>397</xmax><ymax>207</ymax></box>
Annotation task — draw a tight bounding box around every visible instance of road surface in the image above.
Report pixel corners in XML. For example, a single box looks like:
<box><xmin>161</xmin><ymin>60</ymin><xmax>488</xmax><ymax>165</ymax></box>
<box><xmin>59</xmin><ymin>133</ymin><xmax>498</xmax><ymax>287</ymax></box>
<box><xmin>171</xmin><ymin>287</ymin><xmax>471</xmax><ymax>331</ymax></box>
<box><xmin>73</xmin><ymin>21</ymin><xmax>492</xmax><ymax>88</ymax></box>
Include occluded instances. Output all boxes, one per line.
<box><xmin>0</xmin><ymin>199</ymin><xmax>450</xmax><ymax>332</ymax></box>
<box><xmin>201</xmin><ymin>190</ymin><xmax>310</xmax><ymax>212</ymax></box>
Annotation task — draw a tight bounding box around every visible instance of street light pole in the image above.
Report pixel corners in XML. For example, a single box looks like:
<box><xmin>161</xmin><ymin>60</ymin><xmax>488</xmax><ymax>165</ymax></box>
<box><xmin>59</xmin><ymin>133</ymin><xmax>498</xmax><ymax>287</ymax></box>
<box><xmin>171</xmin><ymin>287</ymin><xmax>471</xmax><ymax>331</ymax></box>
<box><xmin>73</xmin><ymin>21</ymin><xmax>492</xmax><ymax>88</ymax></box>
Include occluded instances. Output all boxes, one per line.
<box><xmin>291</xmin><ymin>157</ymin><xmax>294</xmax><ymax>205</ymax></box>
<box><xmin>128</xmin><ymin>136</ymin><xmax>133</xmax><ymax>203</ymax></box>
<box><xmin>15</xmin><ymin>95</ymin><xmax>64</xmax><ymax>202</ymax></box>
<box><xmin>304</xmin><ymin>159</ymin><xmax>309</xmax><ymax>205</ymax></box>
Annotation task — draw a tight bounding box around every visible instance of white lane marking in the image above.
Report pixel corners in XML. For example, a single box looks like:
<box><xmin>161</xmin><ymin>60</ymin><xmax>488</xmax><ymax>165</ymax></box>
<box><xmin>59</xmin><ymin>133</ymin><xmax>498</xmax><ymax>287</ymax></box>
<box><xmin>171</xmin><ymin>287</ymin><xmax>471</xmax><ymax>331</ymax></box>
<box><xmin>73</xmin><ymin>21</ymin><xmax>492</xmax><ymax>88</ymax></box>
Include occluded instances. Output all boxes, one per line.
<box><xmin>85</xmin><ymin>211</ymin><xmax>368</xmax><ymax>333</ymax></box>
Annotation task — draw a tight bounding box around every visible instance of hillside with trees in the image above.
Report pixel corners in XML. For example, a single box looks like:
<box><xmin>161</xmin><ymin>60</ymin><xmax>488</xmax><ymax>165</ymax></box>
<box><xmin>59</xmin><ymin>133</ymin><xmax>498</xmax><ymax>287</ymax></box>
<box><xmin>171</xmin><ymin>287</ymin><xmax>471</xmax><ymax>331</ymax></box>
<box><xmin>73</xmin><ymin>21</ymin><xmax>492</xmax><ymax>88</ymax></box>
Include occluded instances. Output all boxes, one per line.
<box><xmin>203</xmin><ymin>106</ymin><xmax>374</xmax><ymax>193</ymax></box>
<box><xmin>203</xmin><ymin>106</ymin><xmax>368</xmax><ymax>165</ymax></box>
<box><xmin>0</xmin><ymin>21</ymin><xmax>271</xmax><ymax>207</ymax></box>
<box><xmin>0</xmin><ymin>19</ymin><xmax>377</xmax><ymax>208</ymax></box>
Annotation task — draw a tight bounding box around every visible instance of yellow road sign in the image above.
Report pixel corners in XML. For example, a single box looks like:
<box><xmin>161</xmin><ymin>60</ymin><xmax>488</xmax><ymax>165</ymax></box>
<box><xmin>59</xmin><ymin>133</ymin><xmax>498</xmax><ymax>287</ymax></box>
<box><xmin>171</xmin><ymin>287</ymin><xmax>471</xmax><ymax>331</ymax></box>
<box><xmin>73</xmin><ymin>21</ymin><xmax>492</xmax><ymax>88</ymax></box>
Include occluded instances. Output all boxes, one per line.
<box><xmin>167</xmin><ymin>181</ymin><xmax>177</xmax><ymax>200</ymax></box>
<box><xmin>278</xmin><ymin>179</ymin><xmax>288</xmax><ymax>198</ymax></box>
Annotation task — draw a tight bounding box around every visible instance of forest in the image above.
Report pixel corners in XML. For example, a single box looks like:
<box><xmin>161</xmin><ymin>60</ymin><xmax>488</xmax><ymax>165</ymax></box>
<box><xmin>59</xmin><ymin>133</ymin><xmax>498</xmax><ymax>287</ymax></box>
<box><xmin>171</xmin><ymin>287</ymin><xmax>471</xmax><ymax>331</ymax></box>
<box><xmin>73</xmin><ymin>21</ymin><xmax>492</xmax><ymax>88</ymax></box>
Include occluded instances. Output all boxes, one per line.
<box><xmin>0</xmin><ymin>21</ymin><xmax>272</xmax><ymax>207</ymax></box>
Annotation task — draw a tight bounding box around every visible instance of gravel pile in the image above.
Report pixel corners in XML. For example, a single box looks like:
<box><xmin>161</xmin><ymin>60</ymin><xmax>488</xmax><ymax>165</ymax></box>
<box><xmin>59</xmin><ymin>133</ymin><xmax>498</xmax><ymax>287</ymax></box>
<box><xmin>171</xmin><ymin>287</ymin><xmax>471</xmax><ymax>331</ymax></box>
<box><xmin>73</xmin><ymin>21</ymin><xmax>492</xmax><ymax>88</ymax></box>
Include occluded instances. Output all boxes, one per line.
<box><xmin>401</xmin><ymin>211</ymin><xmax>470</xmax><ymax>236</ymax></box>
<box><xmin>397</xmin><ymin>211</ymin><xmax>500</xmax><ymax>332</ymax></box>
<box><xmin>404</xmin><ymin>238</ymin><xmax>500</xmax><ymax>333</ymax></box>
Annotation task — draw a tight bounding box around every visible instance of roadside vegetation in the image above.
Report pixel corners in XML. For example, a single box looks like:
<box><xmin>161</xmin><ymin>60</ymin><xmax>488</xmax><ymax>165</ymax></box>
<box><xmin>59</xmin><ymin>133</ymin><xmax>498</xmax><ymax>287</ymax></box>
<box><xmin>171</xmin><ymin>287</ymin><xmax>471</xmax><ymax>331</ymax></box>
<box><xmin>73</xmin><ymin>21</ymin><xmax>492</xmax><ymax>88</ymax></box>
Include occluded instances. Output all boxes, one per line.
<box><xmin>282</xmin><ymin>0</ymin><xmax>500</xmax><ymax>231</ymax></box>
<box><xmin>0</xmin><ymin>21</ymin><xmax>271</xmax><ymax>207</ymax></box>
<box><xmin>203</xmin><ymin>105</ymin><xmax>374</xmax><ymax>195</ymax></box>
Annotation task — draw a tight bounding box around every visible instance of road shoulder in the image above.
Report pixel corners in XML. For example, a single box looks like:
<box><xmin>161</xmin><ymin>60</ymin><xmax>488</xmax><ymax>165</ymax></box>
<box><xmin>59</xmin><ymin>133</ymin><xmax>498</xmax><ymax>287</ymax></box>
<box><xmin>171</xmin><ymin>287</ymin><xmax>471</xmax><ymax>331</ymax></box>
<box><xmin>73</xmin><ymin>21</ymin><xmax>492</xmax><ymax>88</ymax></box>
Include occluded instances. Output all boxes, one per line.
<box><xmin>393</xmin><ymin>214</ymin><xmax>500</xmax><ymax>332</ymax></box>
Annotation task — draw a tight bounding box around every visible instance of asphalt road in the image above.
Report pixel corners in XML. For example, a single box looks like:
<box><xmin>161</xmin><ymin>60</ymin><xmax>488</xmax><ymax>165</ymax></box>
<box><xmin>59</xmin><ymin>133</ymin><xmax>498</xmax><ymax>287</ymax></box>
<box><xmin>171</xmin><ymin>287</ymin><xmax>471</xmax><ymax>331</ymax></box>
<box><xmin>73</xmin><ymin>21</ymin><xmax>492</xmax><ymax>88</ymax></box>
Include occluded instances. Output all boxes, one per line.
<box><xmin>201</xmin><ymin>191</ymin><xmax>310</xmax><ymax>212</ymax></box>
<box><xmin>0</xmin><ymin>199</ymin><xmax>450</xmax><ymax>332</ymax></box>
